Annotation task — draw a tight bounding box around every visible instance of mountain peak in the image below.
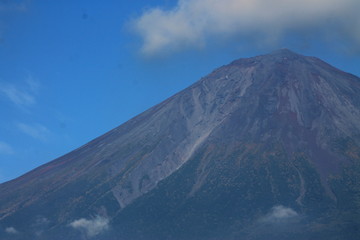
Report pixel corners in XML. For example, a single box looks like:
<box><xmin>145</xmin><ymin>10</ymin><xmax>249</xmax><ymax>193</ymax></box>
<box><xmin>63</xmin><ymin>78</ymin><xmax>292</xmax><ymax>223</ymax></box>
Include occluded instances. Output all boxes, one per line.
<box><xmin>230</xmin><ymin>48</ymin><xmax>306</xmax><ymax>67</ymax></box>
<box><xmin>263</xmin><ymin>48</ymin><xmax>304</xmax><ymax>61</ymax></box>
<box><xmin>270</xmin><ymin>48</ymin><xmax>299</xmax><ymax>56</ymax></box>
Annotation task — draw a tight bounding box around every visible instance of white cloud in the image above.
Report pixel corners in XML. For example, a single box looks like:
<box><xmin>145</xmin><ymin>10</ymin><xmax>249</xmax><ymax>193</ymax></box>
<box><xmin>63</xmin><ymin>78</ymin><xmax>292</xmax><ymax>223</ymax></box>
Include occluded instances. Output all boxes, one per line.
<box><xmin>5</xmin><ymin>227</ymin><xmax>19</xmax><ymax>234</ymax></box>
<box><xmin>0</xmin><ymin>77</ymin><xmax>40</xmax><ymax>107</ymax></box>
<box><xmin>70</xmin><ymin>216</ymin><xmax>109</xmax><ymax>238</ymax></box>
<box><xmin>132</xmin><ymin>0</ymin><xmax>360</xmax><ymax>56</ymax></box>
<box><xmin>17</xmin><ymin>122</ymin><xmax>50</xmax><ymax>141</ymax></box>
<box><xmin>261</xmin><ymin>205</ymin><xmax>298</xmax><ymax>223</ymax></box>
<box><xmin>0</xmin><ymin>141</ymin><xmax>14</xmax><ymax>155</ymax></box>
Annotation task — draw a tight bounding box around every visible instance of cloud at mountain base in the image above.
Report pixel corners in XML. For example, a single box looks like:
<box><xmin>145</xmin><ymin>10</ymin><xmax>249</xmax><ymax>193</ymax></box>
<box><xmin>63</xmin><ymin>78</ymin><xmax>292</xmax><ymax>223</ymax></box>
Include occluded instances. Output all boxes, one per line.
<box><xmin>70</xmin><ymin>216</ymin><xmax>109</xmax><ymax>237</ymax></box>
<box><xmin>260</xmin><ymin>205</ymin><xmax>299</xmax><ymax>223</ymax></box>
<box><xmin>5</xmin><ymin>227</ymin><xmax>19</xmax><ymax>234</ymax></box>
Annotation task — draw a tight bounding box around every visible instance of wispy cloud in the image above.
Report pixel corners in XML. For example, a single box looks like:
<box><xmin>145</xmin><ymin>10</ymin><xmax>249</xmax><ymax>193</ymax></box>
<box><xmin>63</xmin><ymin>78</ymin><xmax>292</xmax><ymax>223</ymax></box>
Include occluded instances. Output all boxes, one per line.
<box><xmin>0</xmin><ymin>76</ymin><xmax>40</xmax><ymax>107</ymax></box>
<box><xmin>5</xmin><ymin>226</ymin><xmax>19</xmax><ymax>234</ymax></box>
<box><xmin>0</xmin><ymin>1</ymin><xmax>29</xmax><ymax>40</ymax></box>
<box><xmin>0</xmin><ymin>1</ymin><xmax>28</xmax><ymax>12</ymax></box>
<box><xmin>0</xmin><ymin>84</ymin><xmax>35</xmax><ymax>106</ymax></box>
<box><xmin>260</xmin><ymin>205</ymin><xmax>299</xmax><ymax>223</ymax></box>
<box><xmin>32</xmin><ymin>216</ymin><xmax>51</xmax><ymax>237</ymax></box>
<box><xmin>132</xmin><ymin>0</ymin><xmax>360</xmax><ymax>56</ymax></box>
<box><xmin>17</xmin><ymin>122</ymin><xmax>50</xmax><ymax>141</ymax></box>
<box><xmin>0</xmin><ymin>141</ymin><xmax>14</xmax><ymax>155</ymax></box>
<box><xmin>25</xmin><ymin>76</ymin><xmax>40</xmax><ymax>94</ymax></box>
<box><xmin>70</xmin><ymin>216</ymin><xmax>110</xmax><ymax>238</ymax></box>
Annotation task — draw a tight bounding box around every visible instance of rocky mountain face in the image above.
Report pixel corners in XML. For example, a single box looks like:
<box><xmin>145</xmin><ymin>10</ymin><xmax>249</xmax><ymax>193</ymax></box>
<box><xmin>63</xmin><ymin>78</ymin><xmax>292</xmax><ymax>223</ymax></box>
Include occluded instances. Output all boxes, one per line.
<box><xmin>1</xmin><ymin>49</ymin><xmax>360</xmax><ymax>240</ymax></box>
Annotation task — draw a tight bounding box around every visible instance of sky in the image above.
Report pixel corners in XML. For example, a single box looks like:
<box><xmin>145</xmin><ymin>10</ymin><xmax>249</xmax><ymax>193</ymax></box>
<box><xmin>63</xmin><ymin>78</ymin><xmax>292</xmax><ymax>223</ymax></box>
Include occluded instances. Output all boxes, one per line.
<box><xmin>0</xmin><ymin>0</ymin><xmax>360</xmax><ymax>183</ymax></box>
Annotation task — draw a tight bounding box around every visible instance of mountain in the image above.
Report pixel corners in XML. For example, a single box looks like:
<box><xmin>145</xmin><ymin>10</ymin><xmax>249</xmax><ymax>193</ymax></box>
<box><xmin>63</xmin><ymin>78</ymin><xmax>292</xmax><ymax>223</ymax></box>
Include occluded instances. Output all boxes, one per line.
<box><xmin>1</xmin><ymin>49</ymin><xmax>360</xmax><ymax>240</ymax></box>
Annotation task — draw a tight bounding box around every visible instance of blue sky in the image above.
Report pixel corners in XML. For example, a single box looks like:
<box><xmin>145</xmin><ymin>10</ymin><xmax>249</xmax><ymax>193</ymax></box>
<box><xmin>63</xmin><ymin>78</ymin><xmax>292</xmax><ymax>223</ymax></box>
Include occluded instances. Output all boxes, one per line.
<box><xmin>0</xmin><ymin>0</ymin><xmax>360</xmax><ymax>183</ymax></box>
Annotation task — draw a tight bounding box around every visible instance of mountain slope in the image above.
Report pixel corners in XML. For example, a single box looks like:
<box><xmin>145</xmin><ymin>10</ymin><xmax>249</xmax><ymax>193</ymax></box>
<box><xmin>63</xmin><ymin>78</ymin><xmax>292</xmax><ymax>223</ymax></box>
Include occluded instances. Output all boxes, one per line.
<box><xmin>1</xmin><ymin>49</ymin><xmax>360</xmax><ymax>240</ymax></box>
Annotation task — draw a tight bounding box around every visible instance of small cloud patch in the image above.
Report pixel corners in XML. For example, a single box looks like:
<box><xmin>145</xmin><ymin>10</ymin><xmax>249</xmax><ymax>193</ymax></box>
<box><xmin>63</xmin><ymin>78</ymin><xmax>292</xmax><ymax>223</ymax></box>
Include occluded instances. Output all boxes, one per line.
<box><xmin>261</xmin><ymin>205</ymin><xmax>299</xmax><ymax>223</ymax></box>
<box><xmin>5</xmin><ymin>227</ymin><xmax>19</xmax><ymax>234</ymax></box>
<box><xmin>70</xmin><ymin>216</ymin><xmax>109</xmax><ymax>238</ymax></box>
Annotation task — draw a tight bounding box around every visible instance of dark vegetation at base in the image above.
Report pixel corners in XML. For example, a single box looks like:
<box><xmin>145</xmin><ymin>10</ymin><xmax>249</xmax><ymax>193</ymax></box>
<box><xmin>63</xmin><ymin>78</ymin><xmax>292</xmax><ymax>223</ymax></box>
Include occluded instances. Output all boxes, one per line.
<box><xmin>111</xmin><ymin>140</ymin><xmax>357</xmax><ymax>240</ymax></box>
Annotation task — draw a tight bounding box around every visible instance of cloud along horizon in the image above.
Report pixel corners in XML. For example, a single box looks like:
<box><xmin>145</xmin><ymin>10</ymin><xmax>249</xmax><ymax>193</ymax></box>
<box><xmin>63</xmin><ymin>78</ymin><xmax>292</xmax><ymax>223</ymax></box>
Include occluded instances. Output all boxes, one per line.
<box><xmin>132</xmin><ymin>0</ymin><xmax>360</xmax><ymax>56</ymax></box>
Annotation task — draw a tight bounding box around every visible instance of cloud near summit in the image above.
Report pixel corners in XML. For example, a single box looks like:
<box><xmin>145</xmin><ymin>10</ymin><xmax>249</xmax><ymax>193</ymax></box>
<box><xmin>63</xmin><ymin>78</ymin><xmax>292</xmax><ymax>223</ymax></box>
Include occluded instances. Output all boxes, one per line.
<box><xmin>132</xmin><ymin>0</ymin><xmax>360</xmax><ymax>56</ymax></box>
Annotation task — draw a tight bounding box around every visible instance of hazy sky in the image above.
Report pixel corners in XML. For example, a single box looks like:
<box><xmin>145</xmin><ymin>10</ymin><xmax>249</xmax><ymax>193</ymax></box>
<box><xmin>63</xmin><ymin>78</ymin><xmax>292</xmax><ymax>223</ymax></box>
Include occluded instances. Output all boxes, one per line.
<box><xmin>1</xmin><ymin>0</ymin><xmax>360</xmax><ymax>183</ymax></box>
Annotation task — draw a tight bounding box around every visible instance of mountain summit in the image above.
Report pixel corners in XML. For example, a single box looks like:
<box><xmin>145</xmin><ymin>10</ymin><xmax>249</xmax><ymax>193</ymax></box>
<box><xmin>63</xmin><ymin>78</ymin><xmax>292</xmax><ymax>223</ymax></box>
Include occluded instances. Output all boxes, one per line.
<box><xmin>1</xmin><ymin>49</ymin><xmax>360</xmax><ymax>240</ymax></box>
